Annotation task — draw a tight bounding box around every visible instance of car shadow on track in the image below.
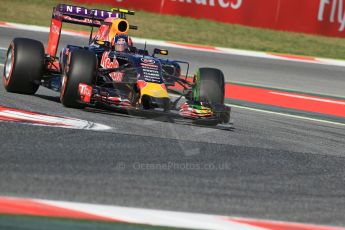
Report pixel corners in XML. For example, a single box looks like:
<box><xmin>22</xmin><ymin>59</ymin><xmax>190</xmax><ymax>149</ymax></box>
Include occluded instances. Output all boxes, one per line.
<box><xmin>35</xmin><ymin>94</ymin><xmax>61</xmax><ymax>103</ymax></box>
<box><xmin>84</xmin><ymin>107</ymin><xmax>235</xmax><ymax>132</ymax></box>
<box><xmin>35</xmin><ymin>93</ymin><xmax>234</xmax><ymax>131</ymax></box>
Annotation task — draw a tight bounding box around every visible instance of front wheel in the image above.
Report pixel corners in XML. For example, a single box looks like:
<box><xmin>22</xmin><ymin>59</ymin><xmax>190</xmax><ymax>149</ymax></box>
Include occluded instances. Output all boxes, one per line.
<box><xmin>192</xmin><ymin>68</ymin><xmax>225</xmax><ymax>104</ymax></box>
<box><xmin>192</xmin><ymin>68</ymin><xmax>230</xmax><ymax>123</ymax></box>
<box><xmin>3</xmin><ymin>38</ymin><xmax>45</xmax><ymax>94</ymax></box>
<box><xmin>60</xmin><ymin>49</ymin><xmax>97</xmax><ymax>108</ymax></box>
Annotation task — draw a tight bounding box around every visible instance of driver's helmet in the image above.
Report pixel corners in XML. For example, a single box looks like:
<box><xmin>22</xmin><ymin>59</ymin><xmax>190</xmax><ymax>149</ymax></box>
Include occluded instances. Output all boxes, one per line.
<box><xmin>113</xmin><ymin>34</ymin><xmax>133</xmax><ymax>52</ymax></box>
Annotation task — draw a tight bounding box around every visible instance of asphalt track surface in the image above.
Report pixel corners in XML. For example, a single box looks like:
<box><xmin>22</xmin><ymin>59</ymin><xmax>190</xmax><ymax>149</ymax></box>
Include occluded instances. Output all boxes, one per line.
<box><xmin>0</xmin><ymin>27</ymin><xmax>345</xmax><ymax>226</ymax></box>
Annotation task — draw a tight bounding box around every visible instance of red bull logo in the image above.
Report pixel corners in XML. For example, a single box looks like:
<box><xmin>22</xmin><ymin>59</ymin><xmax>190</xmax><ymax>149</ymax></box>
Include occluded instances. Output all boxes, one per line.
<box><xmin>100</xmin><ymin>52</ymin><xmax>123</xmax><ymax>82</ymax></box>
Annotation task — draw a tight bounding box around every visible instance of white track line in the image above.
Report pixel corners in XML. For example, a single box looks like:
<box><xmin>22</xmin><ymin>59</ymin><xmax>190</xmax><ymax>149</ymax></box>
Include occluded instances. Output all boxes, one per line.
<box><xmin>2</xmin><ymin>195</ymin><xmax>343</xmax><ymax>230</ymax></box>
<box><xmin>39</xmin><ymin>200</ymin><xmax>260</xmax><ymax>230</ymax></box>
<box><xmin>270</xmin><ymin>92</ymin><xmax>345</xmax><ymax>105</ymax></box>
<box><xmin>37</xmin><ymin>198</ymin><xmax>338</xmax><ymax>230</ymax></box>
<box><xmin>229</xmin><ymin>104</ymin><xmax>345</xmax><ymax>126</ymax></box>
<box><xmin>168</xmin><ymin>94</ymin><xmax>345</xmax><ymax>126</ymax></box>
<box><xmin>0</xmin><ymin>108</ymin><xmax>111</xmax><ymax>131</ymax></box>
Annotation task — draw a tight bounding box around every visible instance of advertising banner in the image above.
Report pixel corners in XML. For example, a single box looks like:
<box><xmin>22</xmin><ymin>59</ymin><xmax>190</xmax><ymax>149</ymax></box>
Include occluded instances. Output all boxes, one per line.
<box><xmin>74</xmin><ymin>0</ymin><xmax>345</xmax><ymax>37</ymax></box>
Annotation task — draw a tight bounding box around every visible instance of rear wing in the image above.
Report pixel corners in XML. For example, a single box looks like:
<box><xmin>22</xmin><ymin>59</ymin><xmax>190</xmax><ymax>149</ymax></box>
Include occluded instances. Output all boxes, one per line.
<box><xmin>47</xmin><ymin>4</ymin><xmax>135</xmax><ymax>57</ymax></box>
<box><xmin>53</xmin><ymin>4</ymin><xmax>121</xmax><ymax>27</ymax></box>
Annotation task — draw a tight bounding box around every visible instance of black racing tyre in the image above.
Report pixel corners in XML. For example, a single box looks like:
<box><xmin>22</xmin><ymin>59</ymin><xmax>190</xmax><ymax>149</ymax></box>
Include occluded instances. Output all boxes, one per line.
<box><xmin>192</xmin><ymin>68</ymin><xmax>225</xmax><ymax>104</ymax></box>
<box><xmin>60</xmin><ymin>49</ymin><xmax>97</xmax><ymax>108</ymax></box>
<box><xmin>3</xmin><ymin>38</ymin><xmax>44</xmax><ymax>94</ymax></box>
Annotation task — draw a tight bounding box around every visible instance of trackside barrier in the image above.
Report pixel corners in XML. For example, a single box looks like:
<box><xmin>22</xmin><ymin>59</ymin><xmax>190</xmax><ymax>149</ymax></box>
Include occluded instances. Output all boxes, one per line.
<box><xmin>74</xmin><ymin>0</ymin><xmax>345</xmax><ymax>38</ymax></box>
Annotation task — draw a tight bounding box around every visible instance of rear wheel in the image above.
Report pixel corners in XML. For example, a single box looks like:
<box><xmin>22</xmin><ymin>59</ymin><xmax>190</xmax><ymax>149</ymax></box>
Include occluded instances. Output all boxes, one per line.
<box><xmin>60</xmin><ymin>49</ymin><xmax>97</xmax><ymax>108</ymax></box>
<box><xmin>192</xmin><ymin>68</ymin><xmax>230</xmax><ymax>123</ymax></box>
<box><xmin>3</xmin><ymin>38</ymin><xmax>45</xmax><ymax>94</ymax></box>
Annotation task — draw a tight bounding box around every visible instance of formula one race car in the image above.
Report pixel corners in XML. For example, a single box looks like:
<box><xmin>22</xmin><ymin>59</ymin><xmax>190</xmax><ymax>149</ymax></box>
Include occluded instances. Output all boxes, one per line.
<box><xmin>2</xmin><ymin>4</ymin><xmax>230</xmax><ymax>126</ymax></box>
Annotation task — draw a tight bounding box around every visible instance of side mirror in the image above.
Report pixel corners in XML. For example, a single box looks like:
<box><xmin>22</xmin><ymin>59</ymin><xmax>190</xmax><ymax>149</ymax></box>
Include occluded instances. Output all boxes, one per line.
<box><xmin>153</xmin><ymin>48</ymin><xmax>168</xmax><ymax>56</ymax></box>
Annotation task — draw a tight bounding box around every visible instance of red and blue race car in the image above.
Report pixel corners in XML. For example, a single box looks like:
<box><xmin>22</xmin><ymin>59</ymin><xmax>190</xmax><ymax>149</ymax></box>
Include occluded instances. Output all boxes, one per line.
<box><xmin>3</xmin><ymin>4</ymin><xmax>230</xmax><ymax>126</ymax></box>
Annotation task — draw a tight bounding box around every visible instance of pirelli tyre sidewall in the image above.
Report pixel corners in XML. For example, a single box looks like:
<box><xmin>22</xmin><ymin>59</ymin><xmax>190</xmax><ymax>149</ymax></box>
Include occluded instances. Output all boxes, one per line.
<box><xmin>60</xmin><ymin>49</ymin><xmax>97</xmax><ymax>108</ymax></box>
<box><xmin>3</xmin><ymin>38</ymin><xmax>44</xmax><ymax>94</ymax></box>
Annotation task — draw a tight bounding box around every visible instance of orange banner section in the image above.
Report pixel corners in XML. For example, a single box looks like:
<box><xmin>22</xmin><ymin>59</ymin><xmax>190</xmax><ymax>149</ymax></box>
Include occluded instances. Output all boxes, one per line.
<box><xmin>74</xmin><ymin>0</ymin><xmax>345</xmax><ymax>38</ymax></box>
